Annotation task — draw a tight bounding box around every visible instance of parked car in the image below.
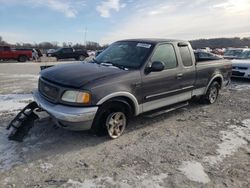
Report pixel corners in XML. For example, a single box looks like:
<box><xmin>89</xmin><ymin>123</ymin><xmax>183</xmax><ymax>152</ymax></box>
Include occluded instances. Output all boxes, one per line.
<box><xmin>194</xmin><ymin>51</ymin><xmax>223</xmax><ymax>62</ymax></box>
<box><xmin>223</xmin><ymin>48</ymin><xmax>247</xmax><ymax>59</ymax></box>
<box><xmin>28</xmin><ymin>39</ymin><xmax>232</xmax><ymax>139</ymax></box>
<box><xmin>0</xmin><ymin>46</ymin><xmax>32</xmax><ymax>62</ymax></box>
<box><xmin>232</xmin><ymin>50</ymin><xmax>250</xmax><ymax>78</ymax></box>
<box><xmin>47</xmin><ymin>47</ymin><xmax>89</xmax><ymax>61</ymax></box>
<box><xmin>46</xmin><ymin>49</ymin><xmax>55</xmax><ymax>56</ymax></box>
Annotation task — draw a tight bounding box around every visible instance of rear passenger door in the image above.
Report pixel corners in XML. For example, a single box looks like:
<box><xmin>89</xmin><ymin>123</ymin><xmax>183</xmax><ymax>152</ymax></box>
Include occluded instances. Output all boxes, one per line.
<box><xmin>141</xmin><ymin>43</ymin><xmax>191</xmax><ymax>112</ymax></box>
<box><xmin>177</xmin><ymin>43</ymin><xmax>196</xmax><ymax>90</ymax></box>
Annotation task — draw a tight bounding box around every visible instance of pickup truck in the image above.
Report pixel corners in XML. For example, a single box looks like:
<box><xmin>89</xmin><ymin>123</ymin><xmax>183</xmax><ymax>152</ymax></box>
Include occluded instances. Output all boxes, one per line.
<box><xmin>47</xmin><ymin>47</ymin><xmax>89</xmax><ymax>61</ymax></box>
<box><xmin>32</xmin><ymin>39</ymin><xmax>231</xmax><ymax>139</ymax></box>
<box><xmin>0</xmin><ymin>46</ymin><xmax>32</xmax><ymax>62</ymax></box>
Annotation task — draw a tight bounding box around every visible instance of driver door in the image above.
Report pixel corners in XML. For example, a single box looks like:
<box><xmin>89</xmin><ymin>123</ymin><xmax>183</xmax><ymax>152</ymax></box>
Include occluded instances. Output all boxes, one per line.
<box><xmin>141</xmin><ymin>43</ymin><xmax>190</xmax><ymax>112</ymax></box>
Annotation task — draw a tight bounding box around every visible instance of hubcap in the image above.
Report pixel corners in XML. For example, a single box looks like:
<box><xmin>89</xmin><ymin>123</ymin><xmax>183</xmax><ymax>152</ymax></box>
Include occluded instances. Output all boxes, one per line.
<box><xmin>106</xmin><ymin>112</ymin><xmax>126</xmax><ymax>139</ymax></box>
<box><xmin>79</xmin><ymin>56</ymin><xmax>85</xmax><ymax>61</ymax></box>
<box><xmin>209</xmin><ymin>87</ymin><xmax>218</xmax><ymax>103</ymax></box>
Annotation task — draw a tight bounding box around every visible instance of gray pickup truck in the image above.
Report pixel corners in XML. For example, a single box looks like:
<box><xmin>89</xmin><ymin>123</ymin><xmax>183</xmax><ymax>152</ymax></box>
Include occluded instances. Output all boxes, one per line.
<box><xmin>24</xmin><ymin>39</ymin><xmax>231</xmax><ymax>139</ymax></box>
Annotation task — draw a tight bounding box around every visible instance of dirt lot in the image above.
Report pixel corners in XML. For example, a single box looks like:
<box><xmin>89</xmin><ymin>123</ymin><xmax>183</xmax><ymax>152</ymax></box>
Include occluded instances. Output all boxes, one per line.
<box><xmin>0</xmin><ymin>62</ymin><xmax>249</xmax><ymax>188</ymax></box>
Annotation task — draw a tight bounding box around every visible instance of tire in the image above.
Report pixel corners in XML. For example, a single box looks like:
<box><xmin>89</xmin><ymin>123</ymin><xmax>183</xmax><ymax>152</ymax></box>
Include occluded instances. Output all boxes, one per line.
<box><xmin>201</xmin><ymin>81</ymin><xmax>220</xmax><ymax>104</ymax></box>
<box><xmin>78</xmin><ymin>55</ymin><xmax>86</xmax><ymax>61</ymax></box>
<box><xmin>92</xmin><ymin>102</ymin><xmax>129</xmax><ymax>139</ymax></box>
<box><xmin>18</xmin><ymin>55</ymin><xmax>27</xmax><ymax>62</ymax></box>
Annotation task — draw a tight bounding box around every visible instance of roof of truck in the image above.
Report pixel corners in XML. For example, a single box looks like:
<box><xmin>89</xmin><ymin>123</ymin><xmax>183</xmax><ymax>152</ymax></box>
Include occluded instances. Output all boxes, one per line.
<box><xmin>117</xmin><ymin>38</ymin><xmax>188</xmax><ymax>44</ymax></box>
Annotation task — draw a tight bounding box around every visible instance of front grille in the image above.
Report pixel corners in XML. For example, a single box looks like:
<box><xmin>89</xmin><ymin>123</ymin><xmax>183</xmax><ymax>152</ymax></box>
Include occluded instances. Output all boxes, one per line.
<box><xmin>39</xmin><ymin>79</ymin><xmax>60</xmax><ymax>102</ymax></box>
<box><xmin>232</xmin><ymin>71</ymin><xmax>245</xmax><ymax>77</ymax></box>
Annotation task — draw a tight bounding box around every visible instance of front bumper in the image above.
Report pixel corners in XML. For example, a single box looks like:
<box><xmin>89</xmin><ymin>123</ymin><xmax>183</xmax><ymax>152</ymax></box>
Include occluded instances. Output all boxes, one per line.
<box><xmin>33</xmin><ymin>89</ymin><xmax>98</xmax><ymax>131</ymax></box>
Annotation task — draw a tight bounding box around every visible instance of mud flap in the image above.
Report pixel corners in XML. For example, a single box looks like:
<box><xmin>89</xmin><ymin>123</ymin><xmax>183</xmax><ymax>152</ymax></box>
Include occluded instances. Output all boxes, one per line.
<box><xmin>6</xmin><ymin>101</ymin><xmax>39</xmax><ymax>142</ymax></box>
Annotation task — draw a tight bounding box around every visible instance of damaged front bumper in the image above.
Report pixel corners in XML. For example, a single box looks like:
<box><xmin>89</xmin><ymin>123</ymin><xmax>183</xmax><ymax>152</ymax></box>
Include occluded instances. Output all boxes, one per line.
<box><xmin>33</xmin><ymin>89</ymin><xmax>98</xmax><ymax>131</ymax></box>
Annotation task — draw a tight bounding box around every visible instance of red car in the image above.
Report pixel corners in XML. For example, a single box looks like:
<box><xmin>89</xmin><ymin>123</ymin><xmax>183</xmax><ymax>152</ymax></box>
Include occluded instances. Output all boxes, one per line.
<box><xmin>0</xmin><ymin>46</ymin><xmax>32</xmax><ymax>62</ymax></box>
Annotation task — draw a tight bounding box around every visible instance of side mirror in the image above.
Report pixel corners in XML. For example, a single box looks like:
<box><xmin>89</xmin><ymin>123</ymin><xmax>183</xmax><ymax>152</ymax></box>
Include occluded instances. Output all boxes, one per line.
<box><xmin>145</xmin><ymin>61</ymin><xmax>165</xmax><ymax>73</ymax></box>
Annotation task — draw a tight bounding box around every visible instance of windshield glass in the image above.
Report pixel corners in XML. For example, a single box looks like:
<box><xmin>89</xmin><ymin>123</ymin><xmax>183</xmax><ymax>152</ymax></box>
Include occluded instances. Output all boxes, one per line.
<box><xmin>238</xmin><ymin>50</ymin><xmax>250</xmax><ymax>59</ymax></box>
<box><xmin>224</xmin><ymin>49</ymin><xmax>242</xmax><ymax>56</ymax></box>
<box><xmin>95</xmin><ymin>41</ymin><xmax>154</xmax><ymax>69</ymax></box>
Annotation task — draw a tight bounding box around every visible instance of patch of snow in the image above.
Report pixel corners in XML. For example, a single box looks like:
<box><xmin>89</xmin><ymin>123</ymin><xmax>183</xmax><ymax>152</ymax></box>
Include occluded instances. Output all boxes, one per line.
<box><xmin>64</xmin><ymin>173</ymin><xmax>168</xmax><ymax>188</ymax></box>
<box><xmin>0</xmin><ymin>127</ymin><xmax>22</xmax><ymax>172</ymax></box>
<box><xmin>203</xmin><ymin>119</ymin><xmax>250</xmax><ymax>165</ymax></box>
<box><xmin>140</xmin><ymin>173</ymin><xmax>168</xmax><ymax>188</ymax></box>
<box><xmin>178</xmin><ymin>161</ymin><xmax>210</xmax><ymax>184</ymax></box>
<box><xmin>230</xmin><ymin>83</ymin><xmax>250</xmax><ymax>91</ymax></box>
<box><xmin>0</xmin><ymin>94</ymin><xmax>33</xmax><ymax>113</ymax></box>
<box><xmin>0</xmin><ymin>73</ymin><xmax>39</xmax><ymax>80</ymax></box>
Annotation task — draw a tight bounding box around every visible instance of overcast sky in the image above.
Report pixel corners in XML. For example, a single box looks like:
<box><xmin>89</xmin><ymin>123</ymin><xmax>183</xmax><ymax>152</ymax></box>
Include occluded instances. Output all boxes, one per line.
<box><xmin>0</xmin><ymin>0</ymin><xmax>250</xmax><ymax>45</ymax></box>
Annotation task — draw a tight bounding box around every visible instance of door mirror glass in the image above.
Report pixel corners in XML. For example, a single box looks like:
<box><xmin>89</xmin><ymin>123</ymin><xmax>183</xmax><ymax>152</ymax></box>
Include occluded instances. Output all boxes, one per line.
<box><xmin>146</xmin><ymin>61</ymin><xmax>165</xmax><ymax>73</ymax></box>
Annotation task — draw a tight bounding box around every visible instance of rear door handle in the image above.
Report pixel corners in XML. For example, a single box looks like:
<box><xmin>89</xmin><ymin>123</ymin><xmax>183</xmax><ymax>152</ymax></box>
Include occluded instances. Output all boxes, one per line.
<box><xmin>176</xmin><ymin>73</ymin><xmax>183</xmax><ymax>79</ymax></box>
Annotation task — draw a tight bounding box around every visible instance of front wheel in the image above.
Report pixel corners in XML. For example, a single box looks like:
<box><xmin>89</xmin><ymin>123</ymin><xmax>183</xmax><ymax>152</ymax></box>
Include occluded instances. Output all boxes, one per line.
<box><xmin>201</xmin><ymin>81</ymin><xmax>220</xmax><ymax>104</ymax></box>
<box><xmin>106</xmin><ymin>112</ymin><xmax>127</xmax><ymax>139</ymax></box>
<box><xmin>92</xmin><ymin>103</ymin><xmax>129</xmax><ymax>139</ymax></box>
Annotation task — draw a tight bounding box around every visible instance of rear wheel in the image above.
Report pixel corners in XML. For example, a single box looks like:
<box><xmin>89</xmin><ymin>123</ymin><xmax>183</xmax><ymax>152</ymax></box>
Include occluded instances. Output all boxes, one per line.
<box><xmin>78</xmin><ymin>55</ymin><xmax>86</xmax><ymax>61</ymax></box>
<box><xmin>201</xmin><ymin>81</ymin><xmax>220</xmax><ymax>104</ymax></box>
<box><xmin>18</xmin><ymin>55</ymin><xmax>27</xmax><ymax>62</ymax></box>
<box><xmin>92</xmin><ymin>102</ymin><xmax>129</xmax><ymax>139</ymax></box>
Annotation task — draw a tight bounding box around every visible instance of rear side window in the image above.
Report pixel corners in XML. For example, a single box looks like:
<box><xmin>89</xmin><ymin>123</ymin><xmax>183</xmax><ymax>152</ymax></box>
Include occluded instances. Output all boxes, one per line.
<box><xmin>179</xmin><ymin>46</ymin><xmax>193</xmax><ymax>67</ymax></box>
<box><xmin>151</xmin><ymin>44</ymin><xmax>177</xmax><ymax>69</ymax></box>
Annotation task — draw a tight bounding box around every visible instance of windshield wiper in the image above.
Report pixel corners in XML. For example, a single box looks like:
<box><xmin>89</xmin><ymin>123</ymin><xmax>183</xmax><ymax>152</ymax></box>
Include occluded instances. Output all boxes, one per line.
<box><xmin>100</xmin><ymin>61</ymin><xmax>127</xmax><ymax>70</ymax></box>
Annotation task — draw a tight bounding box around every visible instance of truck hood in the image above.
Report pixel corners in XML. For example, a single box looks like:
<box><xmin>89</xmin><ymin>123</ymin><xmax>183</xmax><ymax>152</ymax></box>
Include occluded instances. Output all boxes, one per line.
<box><xmin>232</xmin><ymin>59</ymin><xmax>250</xmax><ymax>67</ymax></box>
<box><xmin>40</xmin><ymin>62</ymin><xmax>125</xmax><ymax>88</ymax></box>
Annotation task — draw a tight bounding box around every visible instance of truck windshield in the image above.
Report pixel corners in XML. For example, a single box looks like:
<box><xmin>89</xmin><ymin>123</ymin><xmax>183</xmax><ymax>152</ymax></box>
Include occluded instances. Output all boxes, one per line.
<box><xmin>95</xmin><ymin>41</ymin><xmax>153</xmax><ymax>69</ymax></box>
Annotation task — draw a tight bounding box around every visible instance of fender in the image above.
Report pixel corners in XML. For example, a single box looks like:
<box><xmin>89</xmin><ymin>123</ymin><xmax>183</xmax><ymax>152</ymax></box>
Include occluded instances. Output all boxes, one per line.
<box><xmin>97</xmin><ymin>92</ymin><xmax>142</xmax><ymax>116</ymax></box>
<box><xmin>205</xmin><ymin>74</ymin><xmax>223</xmax><ymax>93</ymax></box>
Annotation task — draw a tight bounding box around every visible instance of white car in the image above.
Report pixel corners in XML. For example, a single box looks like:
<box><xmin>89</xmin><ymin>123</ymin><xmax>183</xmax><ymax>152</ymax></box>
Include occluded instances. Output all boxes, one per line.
<box><xmin>232</xmin><ymin>50</ymin><xmax>250</xmax><ymax>78</ymax></box>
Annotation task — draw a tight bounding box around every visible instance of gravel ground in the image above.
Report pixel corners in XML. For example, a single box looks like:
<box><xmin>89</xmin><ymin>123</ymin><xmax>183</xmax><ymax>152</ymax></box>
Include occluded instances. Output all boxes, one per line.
<box><xmin>0</xmin><ymin>62</ymin><xmax>249</xmax><ymax>188</ymax></box>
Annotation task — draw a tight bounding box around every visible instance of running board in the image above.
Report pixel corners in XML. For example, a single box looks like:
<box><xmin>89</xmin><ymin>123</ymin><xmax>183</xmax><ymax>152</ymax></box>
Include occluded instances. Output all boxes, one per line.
<box><xmin>143</xmin><ymin>101</ymin><xmax>189</xmax><ymax>118</ymax></box>
<box><xmin>7</xmin><ymin>101</ymin><xmax>39</xmax><ymax>142</ymax></box>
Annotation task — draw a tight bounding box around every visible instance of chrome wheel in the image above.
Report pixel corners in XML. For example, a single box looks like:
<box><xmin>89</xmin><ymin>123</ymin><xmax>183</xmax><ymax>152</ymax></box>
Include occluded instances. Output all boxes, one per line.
<box><xmin>106</xmin><ymin>112</ymin><xmax>126</xmax><ymax>139</ymax></box>
<box><xmin>209</xmin><ymin>87</ymin><xmax>218</xmax><ymax>104</ymax></box>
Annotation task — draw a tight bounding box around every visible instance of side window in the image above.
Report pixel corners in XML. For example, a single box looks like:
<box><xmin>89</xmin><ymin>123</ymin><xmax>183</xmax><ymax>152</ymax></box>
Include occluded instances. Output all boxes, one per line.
<box><xmin>151</xmin><ymin>44</ymin><xmax>177</xmax><ymax>69</ymax></box>
<box><xmin>0</xmin><ymin>46</ymin><xmax>3</xmax><ymax>51</ymax></box>
<box><xmin>63</xmin><ymin>48</ymin><xmax>73</xmax><ymax>53</ymax></box>
<box><xmin>179</xmin><ymin>46</ymin><xmax>193</xmax><ymax>67</ymax></box>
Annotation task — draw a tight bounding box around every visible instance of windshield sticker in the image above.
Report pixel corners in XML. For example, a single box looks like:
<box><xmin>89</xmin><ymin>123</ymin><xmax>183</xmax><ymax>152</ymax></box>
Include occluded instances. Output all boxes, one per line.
<box><xmin>137</xmin><ymin>43</ymin><xmax>152</xmax><ymax>48</ymax></box>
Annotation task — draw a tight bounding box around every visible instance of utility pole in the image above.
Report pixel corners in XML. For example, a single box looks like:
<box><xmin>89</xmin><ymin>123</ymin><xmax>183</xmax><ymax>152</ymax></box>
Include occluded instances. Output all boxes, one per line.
<box><xmin>84</xmin><ymin>27</ymin><xmax>87</xmax><ymax>45</ymax></box>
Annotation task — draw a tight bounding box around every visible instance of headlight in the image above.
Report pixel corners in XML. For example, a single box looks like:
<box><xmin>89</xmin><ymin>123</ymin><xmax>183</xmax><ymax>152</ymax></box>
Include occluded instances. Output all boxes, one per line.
<box><xmin>61</xmin><ymin>90</ymin><xmax>91</xmax><ymax>104</ymax></box>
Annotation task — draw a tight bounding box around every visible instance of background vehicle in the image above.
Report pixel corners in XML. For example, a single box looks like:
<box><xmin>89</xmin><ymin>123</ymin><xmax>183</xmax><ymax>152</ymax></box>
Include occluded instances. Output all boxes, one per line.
<box><xmin>47</xmin><ymin>47</ymin><xmax>89</xmax><ymax>61</ymax></box>
<box><xmin>26</xmin><ymin>39</ymin><xmax>231</xmax><ymax>140</ymax></box>
<box><xmin>46</xmin><ymin>49</ymin><xmax>55</xmax><ymax>56</ymax></box>
<box><xmin>223</xmin><ymin>48</ymin><xmax>247</xmax><ymax>59</ymax></box>
<box><xmin>232</xmin><ymin>49</ymin><xmax>250</xmax><ymax>78</ymax></box>
<box><xmin>0</xmin><ymin>46</ymin><xmax>32</xmax><ymax>62</ymax></box>
<box><xmin>194</xmin><ymin>50</ymin><xmax>223</xmax><ymax>62</ymax></box>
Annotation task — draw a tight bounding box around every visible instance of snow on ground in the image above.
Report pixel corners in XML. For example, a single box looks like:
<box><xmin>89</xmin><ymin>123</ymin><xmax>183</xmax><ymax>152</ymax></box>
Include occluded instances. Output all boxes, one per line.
<box><xmin>179</xmin><ymin>119</ymin><xmax>250</xmax><ymax>184</ymax></box>
<box><xmin>204</xmin><ymin>119</ymin><xmax>250</xmax><ymax>165</ymax></box>
<box><xmin>0</xmin><ymin>94</ymin><xmax>33</xmax><ymax>114</ymax></box>
<box><xmin>64</xmin><ymin>173</ymin><xmax>168</xmax><ymax>188</ymax></box>
<box><xmin>178</xmin><ymin>161</ymin><xmax>210</xmax><ymax>184</ymax></box>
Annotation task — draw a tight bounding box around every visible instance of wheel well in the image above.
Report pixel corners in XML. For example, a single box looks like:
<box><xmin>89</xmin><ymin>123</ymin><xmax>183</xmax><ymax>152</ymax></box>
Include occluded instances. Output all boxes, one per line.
<box><xmin>101</xmin><ymin>97</ymin><xmax>135</xmax><ymax>117</ymax></box>
<box><xmin>212</xmin><ymin>77</ymin><xmax>222</xmax><ymax>89</ymax></box>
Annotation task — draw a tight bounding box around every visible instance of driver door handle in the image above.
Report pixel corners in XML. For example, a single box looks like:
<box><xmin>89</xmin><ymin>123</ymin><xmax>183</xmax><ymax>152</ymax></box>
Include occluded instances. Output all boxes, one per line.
<box><xmin>176</xmin><ymin>73</ymin><xmax>183</xmax><ymax>79</ymax></box>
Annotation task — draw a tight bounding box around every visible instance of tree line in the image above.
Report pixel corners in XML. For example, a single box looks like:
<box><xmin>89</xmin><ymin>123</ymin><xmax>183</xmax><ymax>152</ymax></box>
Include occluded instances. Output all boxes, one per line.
<box><xmin>1</xmin><ymin>35</ymin><xmax>250</xmax><ymax>50</ymax></box>
<box><xmin>0</xmin><ymin>36</ymin><xmax>108</xmax><ymax>51</ymax></box>
<box><xmin>190</xmin><ymin>37</ymin><xmax>250</xmax><ymax>49</ymax></box>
